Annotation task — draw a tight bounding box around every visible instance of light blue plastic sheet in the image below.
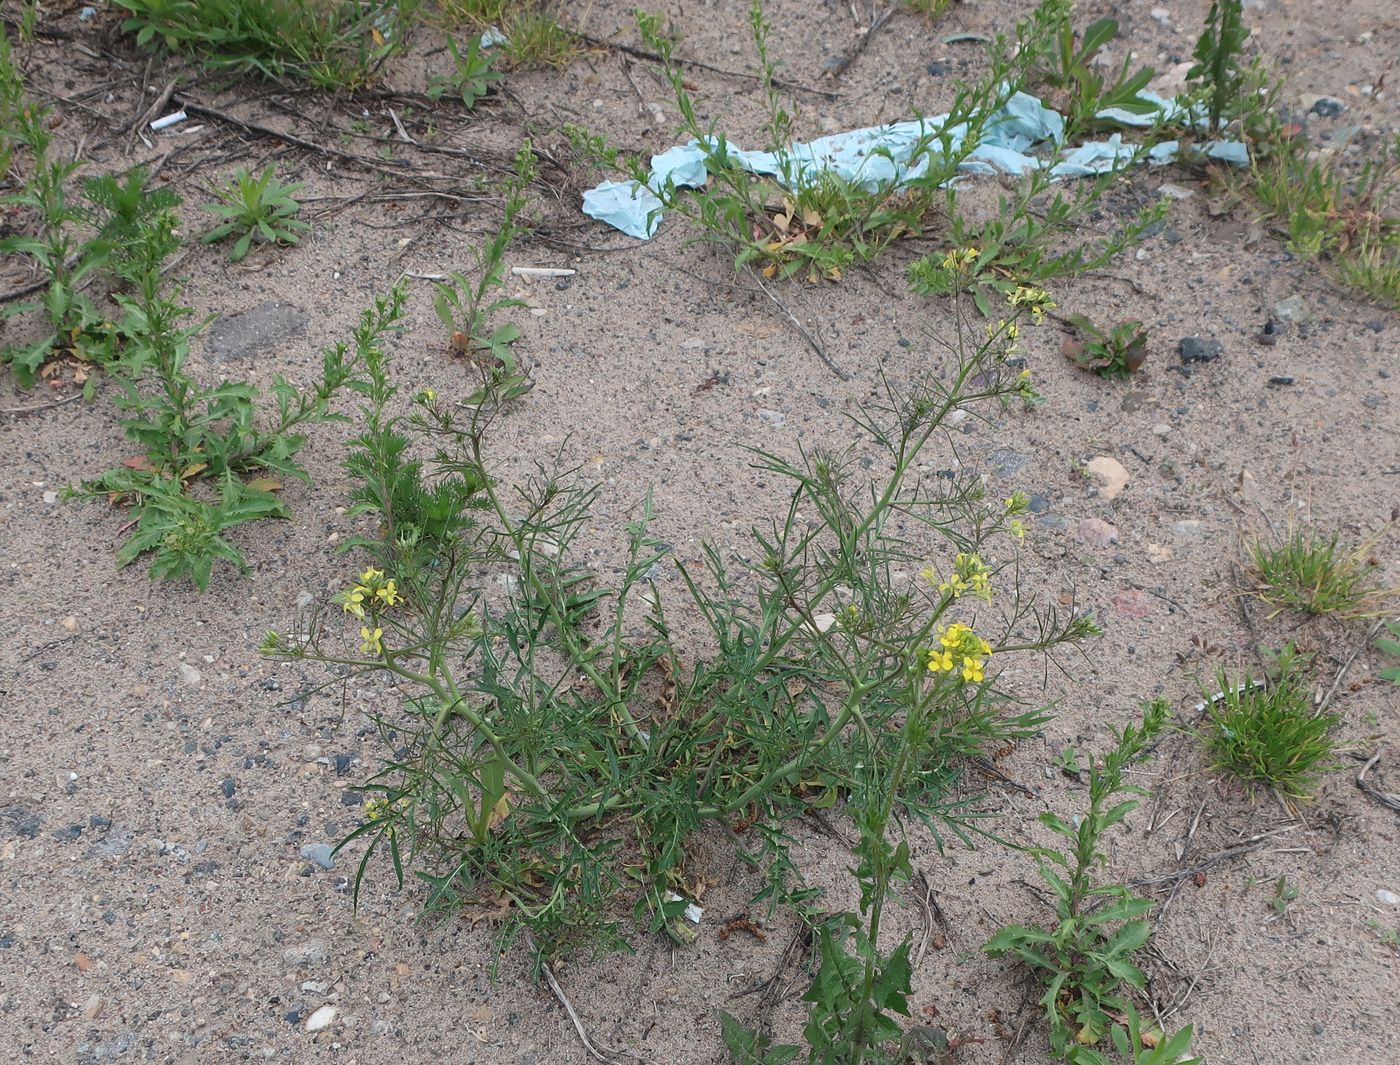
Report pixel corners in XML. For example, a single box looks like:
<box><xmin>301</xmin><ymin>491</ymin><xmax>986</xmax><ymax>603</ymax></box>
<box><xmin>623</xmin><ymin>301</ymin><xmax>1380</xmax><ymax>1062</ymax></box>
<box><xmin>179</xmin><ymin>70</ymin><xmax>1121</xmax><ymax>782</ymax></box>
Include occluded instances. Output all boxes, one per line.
<box><xmin>581</xmin><ymin>91</ymin><xmax>1244</xmax><ymax>239</ymax></box>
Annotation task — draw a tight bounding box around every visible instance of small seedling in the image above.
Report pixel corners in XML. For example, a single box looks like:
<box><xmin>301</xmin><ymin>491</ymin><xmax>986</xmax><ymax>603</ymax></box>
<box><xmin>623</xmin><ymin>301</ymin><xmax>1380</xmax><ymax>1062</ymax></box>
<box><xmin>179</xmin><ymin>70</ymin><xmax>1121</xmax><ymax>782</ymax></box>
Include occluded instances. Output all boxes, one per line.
<box><xmin>1366</xmin><ymin>918</ymin><xmax>1400</xmax><ymax>951</ymax></box>
<box><xmin>427</xmin><ymin>33</ymin><xmax>502</xmax><ymax>109</ymax></box>
<box><xmin>1203</xmin><ymin>645</ymin><xmax>1338</xmax><ymax>800</ymax></box>
<box><xmin>202</xmin><ymin>165</ymin><xmax>310</xmax><ymax>261</ymax></box>
<box><xmin>986</xmin><ymin>699</ymin><xmax>1198</xmax><ymax>1061</ymax></box>
<box><xmin>1248</xmin><ymin>526</ymin><xmax>1398</xmax><ymax>618</ymax></box>
<box><xmin>1062</xmin><ymin>316</ymin><xmax>1148</xmax><ymax>378</ymax></box>
<box><xmin>1269</xmin><ymin>876</ymin><xmax>1299</xmax><ymax>914</ymax></box>
<box><xmin>1378</xmin><ymin>621</ymin><xmax>1400</xmax><ymax>684</ymax></box>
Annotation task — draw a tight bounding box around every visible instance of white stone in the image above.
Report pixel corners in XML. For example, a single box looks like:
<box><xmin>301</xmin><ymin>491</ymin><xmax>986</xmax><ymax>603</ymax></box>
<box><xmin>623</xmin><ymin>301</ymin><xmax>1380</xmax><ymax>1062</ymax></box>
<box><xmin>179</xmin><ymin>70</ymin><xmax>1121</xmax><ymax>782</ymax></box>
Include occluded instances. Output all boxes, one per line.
<box><xmin>306</xmin><ymin>1005</ymin><xmax>337</xmax><ymax>1033</ymax></box>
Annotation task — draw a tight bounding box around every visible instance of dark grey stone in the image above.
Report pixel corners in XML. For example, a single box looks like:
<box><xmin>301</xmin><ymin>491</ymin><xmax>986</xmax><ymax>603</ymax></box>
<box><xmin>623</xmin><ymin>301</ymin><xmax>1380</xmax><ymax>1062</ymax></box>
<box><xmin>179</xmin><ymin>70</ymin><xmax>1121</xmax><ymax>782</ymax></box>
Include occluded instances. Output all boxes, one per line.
<box><xmin>1179</xmin><ymin>337</ymin><xmax>1223</xmax><ymax>363</ymax></box>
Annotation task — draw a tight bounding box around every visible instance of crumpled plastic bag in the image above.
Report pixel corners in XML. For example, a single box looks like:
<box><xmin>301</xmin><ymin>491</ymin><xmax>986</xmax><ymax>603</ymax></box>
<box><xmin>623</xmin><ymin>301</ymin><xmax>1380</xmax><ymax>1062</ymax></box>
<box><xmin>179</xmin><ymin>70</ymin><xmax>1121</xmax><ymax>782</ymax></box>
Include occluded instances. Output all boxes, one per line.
<box><xmin>581</xmin><ymin>89</ymin><xmax>1246</xmax><ymax>239</ymax></box>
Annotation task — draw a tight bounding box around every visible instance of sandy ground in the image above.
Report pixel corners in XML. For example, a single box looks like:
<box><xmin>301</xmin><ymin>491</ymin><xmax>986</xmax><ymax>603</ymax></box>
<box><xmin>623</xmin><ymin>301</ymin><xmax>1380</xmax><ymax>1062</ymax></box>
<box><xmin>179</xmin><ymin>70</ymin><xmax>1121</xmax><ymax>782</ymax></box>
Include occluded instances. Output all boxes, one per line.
<box><xmin>2</xmin><ymin>2</ymin><xmax>1399</xmax><ymax>1063</ymax></box>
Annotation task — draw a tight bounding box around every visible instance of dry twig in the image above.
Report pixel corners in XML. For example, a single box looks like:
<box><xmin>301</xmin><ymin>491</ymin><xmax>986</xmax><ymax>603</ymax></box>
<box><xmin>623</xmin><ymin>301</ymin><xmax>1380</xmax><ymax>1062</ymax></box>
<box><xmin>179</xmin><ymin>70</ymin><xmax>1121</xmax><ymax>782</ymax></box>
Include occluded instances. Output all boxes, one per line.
<box><xmin>1356</xmin><ymin>749</ymin><xmax>1400</xmax><ymax>813</ymax></box>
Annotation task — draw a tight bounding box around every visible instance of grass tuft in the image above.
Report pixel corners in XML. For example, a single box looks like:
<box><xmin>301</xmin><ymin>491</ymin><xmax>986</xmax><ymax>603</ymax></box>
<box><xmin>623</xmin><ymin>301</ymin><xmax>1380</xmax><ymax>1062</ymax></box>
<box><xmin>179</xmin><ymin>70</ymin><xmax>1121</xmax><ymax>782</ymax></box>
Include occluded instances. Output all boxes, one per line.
<box><xmin>1248</xmin><ymin>526</ymin><xmax>1398</xmax><ymax>618</ymax></box>
<box><xmin>432</xmin><ymin>0</ymin><xmax>576</xmax><ymax>67</ymax></box>
<box><xmin>1203</xmin><ymin>646</ymin><xmax>1338</xmax><ymax>800</ymax></box>
<box><xmin>113</xmin><ymin>0</ymin><xmax>407</xmax><ymax>89</ymax></box>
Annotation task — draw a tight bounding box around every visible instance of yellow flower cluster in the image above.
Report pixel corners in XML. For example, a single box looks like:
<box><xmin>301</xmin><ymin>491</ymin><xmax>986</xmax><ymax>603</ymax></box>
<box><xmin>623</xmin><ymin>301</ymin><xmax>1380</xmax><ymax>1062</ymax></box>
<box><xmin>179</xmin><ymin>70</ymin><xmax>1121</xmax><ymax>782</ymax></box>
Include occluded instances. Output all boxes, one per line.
<box><xmin>1005</xmin><ymin>493</ymin><xmax>1028</xmax><ymax>544</ymax></box>
<box><xmin>941</xmin><ymin>246</ymin><xmax>980</xmax><ymax>271</ymax></box>
<box><xmin>1007</xmin><ymin>284</ymin><xmax>1055</xmax><ymax>324</ymax></box>
<box><xmin>339</xmin><ymin>567</ymin><xmax>402</xmax><ymax>619</ymax></box>
<box><xmin>922</xmin><ymin>552</ymin><xmax>993</xmax><ymax>604</ymax></box>
<box><xmin>364</xmin><ymin>795</ymin><xmax>410</xmax><ymax>822</ymax></box>
<box><xmin>925</xmin><ymin>622</ymin><xmax>993</xmax><ymax>684</ymax></box>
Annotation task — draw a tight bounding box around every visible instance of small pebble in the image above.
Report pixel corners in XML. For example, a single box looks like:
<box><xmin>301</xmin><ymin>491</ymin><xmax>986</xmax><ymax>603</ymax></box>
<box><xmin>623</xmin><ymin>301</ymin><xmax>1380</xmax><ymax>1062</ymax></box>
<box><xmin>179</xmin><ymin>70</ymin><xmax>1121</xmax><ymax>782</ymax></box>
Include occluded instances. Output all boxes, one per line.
<box><xmin>178</xmin><ymin>662</ymin><xmax>202</xmax><ymax>686</ymax></box>
<box><xmin>1076</xmin><ymin>518</ymin><xmax>1119</xmax><ymax>548</ymax></box>
<box><xmin>1172</xmin><ymin>520</ymin><xmax>1204</xmax><ymax>542</ymax></box>
<box><xmin>1377</xmin><ymin>889</ymin><xmax>1400</xmax><ymax>906</ymax></box>
<box><xmin>299</xmin><ymin>844</ymin><xmax>336</xmax><ymax>870</ymax></box>
<box><xmin>1268</xmin><ymin>375</ymin><xmax>1295</xmax><ymax>386</ymax></box>
<box><xmin>283</xmin><ymin>941</ymin><xmax>328</xmax><ymax>965</ymax></box>
<box><xmin>1179</xmin><ymin>337</ymin><xmax>1223</xmax><ymax>363</ymax></box>
<box><xmin>306</xmin><ymin>1005</ymin><xmax>337</xmax><ymax>1033</ymax></box>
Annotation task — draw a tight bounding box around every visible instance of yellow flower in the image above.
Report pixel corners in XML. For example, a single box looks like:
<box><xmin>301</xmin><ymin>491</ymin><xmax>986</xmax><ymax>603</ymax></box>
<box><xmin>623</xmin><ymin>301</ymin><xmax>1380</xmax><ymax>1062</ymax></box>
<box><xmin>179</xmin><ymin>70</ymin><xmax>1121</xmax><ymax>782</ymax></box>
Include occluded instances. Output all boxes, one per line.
<box><xmin>1005</xmin><ymin>491</ymin><xmax>1029</xmax><ymax>515</ymax></box>
<box><xmin>926</xmin><ymin>649</ymin><xmax>955</xmax><ymax>673</ymax></box>
<box><xmin>340</xmin><ymin>587</ymin><xmax>367</xmax><ymax>618</ymax></box>
<box><xmin>941</xmin><ymin>246</ymin><xmax>980</xmax><ymax>271</ymax></box>
<box><xmin>961</xmin><ymin>655</ymin><xmax>985</xmax><ymax>683</ymax></box>
<box><xmin>375</xmin><ymin>579</ymin><xmax>401</xmax><ymax>607</ymax></box>
<box><xmin>360</xmin><ymin>567</ymin><xmax>384</xmax><ymax>584</ymax></box>
<box><xmin>1009</xmin><ymin>518</ymin><xmax>1026</xmax><ymax>543</ymax></box>
<box><xmin>359</xmin><ymin>626</ymin><xmax>383</xmax><ymax>655</ymax></box>
<box><xmin>420</xmin><ymin>388</ymin><xmax>436</xmax><ymax>401</ymax></box>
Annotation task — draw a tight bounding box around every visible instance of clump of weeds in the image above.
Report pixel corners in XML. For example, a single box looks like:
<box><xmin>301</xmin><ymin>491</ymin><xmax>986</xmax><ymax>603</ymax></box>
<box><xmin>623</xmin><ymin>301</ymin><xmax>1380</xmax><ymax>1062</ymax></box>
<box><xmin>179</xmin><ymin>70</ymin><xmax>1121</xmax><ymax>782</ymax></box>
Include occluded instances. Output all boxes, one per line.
<box><xmin>261</xmin><ymin>284</ymin><xmax>1099</xmax><ymax>1038</ymax></box>
<box><xmin>113</xmin><ymin>0</ymin><xmax>408</xmax><ymax>89</ymax></box>
<box><xmin>202</xmin><ymin>165</ymin><xmax>310</xmax><ymax>262</ymax></box>
<box><xmin>1248</xmin><ymin>523</ymin><xmax>1398</xmax><ymax>618</ymax></box>
<box><xmin>1202</xmin><ymin>645</ymin><xmax>1338</xmax><ymax>801</ymax></box>
<box><xmin>1061</xmin><ymin>316</ymin><xmax>1148</xmax><ymax>378</ymax></box>
<box><xmin>986</xmin><ymin>698</ymin><xmax>1200</xmax><ymax>1064</ymax></box>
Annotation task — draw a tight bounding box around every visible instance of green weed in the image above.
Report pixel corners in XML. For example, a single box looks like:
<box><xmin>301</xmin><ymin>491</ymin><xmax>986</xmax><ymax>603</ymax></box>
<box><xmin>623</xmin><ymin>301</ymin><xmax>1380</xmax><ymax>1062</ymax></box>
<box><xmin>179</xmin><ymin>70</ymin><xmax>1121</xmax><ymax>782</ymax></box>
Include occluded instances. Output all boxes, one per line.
<box><xmin>1251</xmin><ymin>136</ymin><xmax>1400</xmax><ymax>307</ymax></box>
<box><xmin>426</xmin><ymin>32</ymin><xmax>502</xmax><ymax>108</ymax></box>
<box><xmin>0</xmin><ymin>28</ymin><xmax>23</xmax><ymax>179</ymax></box>
<box><xmin>1366</xmin><ymin>918</ymin><xmax>1400</xmax><ymax>951</ymax></box>
<box><xmin>113</xmin><ymin>0</ymin><xmax>407</xmax><ymax>89</ymax></box>
<box><xmin>985</xmin><ymin>699</ymin><xmax>1198</xmax><ymax>1063</ymax></box>
<box><xmin>1248</xmin><ymin>525</ymin><xmax>1398</xmax><ymax>618</ymax></box>
<box><xmin>1203</xmin><ymin>646</ymin><xmax>1338</xmax><ymax>800</ymax></box>
<box><xmin>1035</xmin><ymin>14</ymin><xmax>1157</xmax><ymax>135</ymax></box>
<box><xmin>0</xmin><ymin>99</ymin><xmax>111</xmax><ymax>388</ymax></box>
<box><xmin>262</xmin><ymin>286</ymin><xmax>1095</xmax><ymax>978</ymax></box>
<box><xmin>1061</xmin><ymin>316</ymin><xmax>1148</xmax><ymax>378</ymax></box>
<box><xmin>907</xmin><ymin>173</ymin><xmax>1166</xmax><ymax>317</ymax></box>
<box><xmin>1268</xmin><ymin>875</ymin><xmax>1299</xmax><ymax>914</ymax></box>
<box><xmin>430</xmin><ymin>146</ymin><xmax>533</xmax><ymax>404</ymax></box>
<box><xmin>70</xmin><ymin>186</ymin><xmax>400</xmax><ymax>588</ymax></box>
<box><xmin>202</xmin><ymin>165</ymin><xmax>310</xmax><ymax>261</ymax></box>
<box><xmin>1187</xmin><ymin>0</ymin><xmax>1252</xmax><ymax>135</ymax></box>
